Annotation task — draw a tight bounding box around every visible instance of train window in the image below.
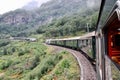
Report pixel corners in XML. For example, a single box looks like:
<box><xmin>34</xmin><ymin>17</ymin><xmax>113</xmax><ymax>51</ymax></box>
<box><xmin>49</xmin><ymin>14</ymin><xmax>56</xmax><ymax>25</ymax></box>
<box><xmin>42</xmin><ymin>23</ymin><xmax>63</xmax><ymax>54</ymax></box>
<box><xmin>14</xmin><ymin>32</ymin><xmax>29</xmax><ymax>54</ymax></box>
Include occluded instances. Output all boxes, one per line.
<box><xmin>114</xmin><ymin>34</ymin><xmax>120</xmax><ymax>47</ymax></box>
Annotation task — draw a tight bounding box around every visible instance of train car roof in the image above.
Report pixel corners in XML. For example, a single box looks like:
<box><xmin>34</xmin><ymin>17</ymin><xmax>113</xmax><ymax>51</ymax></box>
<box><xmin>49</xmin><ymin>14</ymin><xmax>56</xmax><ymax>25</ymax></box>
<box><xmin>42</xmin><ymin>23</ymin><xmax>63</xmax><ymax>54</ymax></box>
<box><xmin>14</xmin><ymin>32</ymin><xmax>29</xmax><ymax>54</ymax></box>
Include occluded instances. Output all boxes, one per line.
<box><xmin>48</xmin><ymin>31</ymin><xmax>95</xmax><ymax>41</ymax></box>
<box><xmin>80</xmin><ymin>31</ymin><xmax>95</xmax><ymax>39</ymax></box>
<box><xmin>64</xmin><ymin>31</ymin><xmax>95</xmax><ymax>40</ymax></box>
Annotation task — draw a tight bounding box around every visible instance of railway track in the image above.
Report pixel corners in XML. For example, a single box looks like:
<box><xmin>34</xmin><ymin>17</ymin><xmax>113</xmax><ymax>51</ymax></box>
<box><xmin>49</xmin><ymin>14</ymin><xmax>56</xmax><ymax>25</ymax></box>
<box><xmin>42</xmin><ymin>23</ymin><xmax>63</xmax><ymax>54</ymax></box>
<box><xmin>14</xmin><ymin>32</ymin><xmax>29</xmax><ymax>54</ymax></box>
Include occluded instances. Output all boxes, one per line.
<box><xmin>47</xmin><ymin>44</ymin><xmax>97</xmax><ymax>80</ymax></box>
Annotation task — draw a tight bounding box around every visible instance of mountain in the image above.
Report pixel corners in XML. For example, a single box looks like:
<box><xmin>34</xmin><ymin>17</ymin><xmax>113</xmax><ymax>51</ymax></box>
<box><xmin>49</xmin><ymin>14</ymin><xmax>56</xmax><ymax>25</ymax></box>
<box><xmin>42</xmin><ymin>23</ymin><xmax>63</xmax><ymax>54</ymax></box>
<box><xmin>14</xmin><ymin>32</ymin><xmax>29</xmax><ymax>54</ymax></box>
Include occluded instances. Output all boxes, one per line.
<box><xmin>0</xmin><ymin>0</ymin><xmax>101</xmax><ymax>37</ymax></box>
<box><xmin>37</xmin><ymin>8</ymin><xmax>99</xmax><ymax>38</ymax></box>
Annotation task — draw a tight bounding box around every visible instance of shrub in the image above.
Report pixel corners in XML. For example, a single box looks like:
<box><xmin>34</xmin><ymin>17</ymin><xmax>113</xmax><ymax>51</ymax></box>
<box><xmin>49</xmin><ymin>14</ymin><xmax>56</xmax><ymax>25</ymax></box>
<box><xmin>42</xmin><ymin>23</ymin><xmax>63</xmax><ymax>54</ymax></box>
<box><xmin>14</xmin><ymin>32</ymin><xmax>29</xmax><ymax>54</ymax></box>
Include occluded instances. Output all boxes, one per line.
<box><xmin>18</xmin><ymin>49</ymin><xmax>29</xmax><ymax>56</ymax></box>
<box><xmin>25</xmin><ymin>54</ymin><xmax>63</xmax><ymax>79</ymax></box>
<box><xmin>61</xmin><ymin>59</ymin><xmax>70</xmax><ymax>69</ymax></box>
<box><xmin>27</xmin><ymin>56</ymin><xmax>40</xmax><ymax>70</ymax></box>
<box><xmin>18</xmin><ymin>51</ymin><xmax>25</xmax><ymax>56</ymax></box>
<box><xmin>0</xmin><ymin>40</ymin><xmax>10</xmax><ymax>47</ymax></box>
<box><xmin>25</xmin><ymin>55</ymin><xmax>40</xmax><ymax>70</ymax></box>
<box><xmin>41</xmin><ymin>66</ymin><xmax>48</xmax><ymax>74</ymax></box>
<box><xmin>3</xmin><ymin>48</ymin><xmax>7</xmax><ymax>55</ymax></box>
<box><xmin>0</xmin><ymin>60</ymin><xmax>12</xmax><ymax>70</ymax></box>
<box><xmin>11</xmin><ymin>47</ymin><xmax>16</xmax><ymax>52</ymax></box>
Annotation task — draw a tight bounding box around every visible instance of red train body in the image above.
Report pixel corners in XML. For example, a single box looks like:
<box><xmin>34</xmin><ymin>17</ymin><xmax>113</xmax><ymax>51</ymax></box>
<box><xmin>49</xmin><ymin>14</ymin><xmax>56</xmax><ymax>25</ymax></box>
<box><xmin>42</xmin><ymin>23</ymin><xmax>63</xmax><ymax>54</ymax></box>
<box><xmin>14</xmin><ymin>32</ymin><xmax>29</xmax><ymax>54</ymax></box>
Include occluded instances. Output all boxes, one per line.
<box><xmin>107</xmin><ymin>18</ymin><xmax>120</xmax><ymax>65</ymax></box>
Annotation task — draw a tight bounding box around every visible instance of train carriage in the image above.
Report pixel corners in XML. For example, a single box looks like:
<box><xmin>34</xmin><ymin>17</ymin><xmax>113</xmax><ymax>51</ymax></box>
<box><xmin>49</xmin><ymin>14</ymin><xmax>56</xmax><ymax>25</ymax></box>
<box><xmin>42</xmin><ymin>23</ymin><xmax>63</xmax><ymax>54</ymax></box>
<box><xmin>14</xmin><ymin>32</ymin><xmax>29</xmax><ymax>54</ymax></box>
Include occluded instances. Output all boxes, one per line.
<box><xmin>46</xmin><ymin>31</ymin><xmax>96</xmax><ymax>60</ymax></box>
<box><xmin>77</xmin><ymin>31</ymin><xmax>96</xmax><ymax>59</ymax></box>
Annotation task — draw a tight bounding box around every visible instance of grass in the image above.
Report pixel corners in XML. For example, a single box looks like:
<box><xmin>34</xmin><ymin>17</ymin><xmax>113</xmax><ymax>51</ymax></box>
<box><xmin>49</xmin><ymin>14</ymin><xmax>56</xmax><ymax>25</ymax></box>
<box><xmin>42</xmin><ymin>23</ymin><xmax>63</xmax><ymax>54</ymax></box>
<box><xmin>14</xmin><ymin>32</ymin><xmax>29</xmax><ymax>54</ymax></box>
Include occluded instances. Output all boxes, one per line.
<box><xmin>41</xmin><ymin>51</ymin><xmax>80</xmax><ymax>80</ymax></box>
<box><xmin>0</xmin><ymin>38</ymin><xmax>47</xmax><ymax>80</ymax></box>
<box><xmin>24</xmin><ymin>53</ymin><xmax>63</xmax><ymax>80</ymax></box>
<box><xmin>111</xmin><ymin>63</ymin><xmax>120</xmax><ymax>80</ymax></box>
<box><xmin>0</xmin><ymin>35</ymin><xmax>80</xmax><ymax>80</ymax></box>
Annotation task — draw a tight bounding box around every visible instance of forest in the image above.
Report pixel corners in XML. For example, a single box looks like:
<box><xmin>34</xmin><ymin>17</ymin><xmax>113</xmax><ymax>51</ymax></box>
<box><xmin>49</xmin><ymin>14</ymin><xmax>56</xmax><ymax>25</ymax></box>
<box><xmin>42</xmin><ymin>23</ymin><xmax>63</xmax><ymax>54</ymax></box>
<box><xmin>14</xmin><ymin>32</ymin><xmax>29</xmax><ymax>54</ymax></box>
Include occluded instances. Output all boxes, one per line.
<box><xmin>36</xmin><ymin>9</ymin><xmax>99</xmax><ymax>38</ymax></box>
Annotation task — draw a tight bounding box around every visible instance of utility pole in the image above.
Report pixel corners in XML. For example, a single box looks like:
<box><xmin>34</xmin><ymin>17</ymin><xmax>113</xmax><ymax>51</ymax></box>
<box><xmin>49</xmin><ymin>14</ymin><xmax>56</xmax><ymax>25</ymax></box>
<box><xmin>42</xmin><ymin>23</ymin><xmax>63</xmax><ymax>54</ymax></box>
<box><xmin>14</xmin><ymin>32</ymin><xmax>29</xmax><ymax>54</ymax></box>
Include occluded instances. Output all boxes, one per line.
<box><xmin>86</xmin><ymin>23</ymin><xmax>89</xmax><ymax>33</ymax></box>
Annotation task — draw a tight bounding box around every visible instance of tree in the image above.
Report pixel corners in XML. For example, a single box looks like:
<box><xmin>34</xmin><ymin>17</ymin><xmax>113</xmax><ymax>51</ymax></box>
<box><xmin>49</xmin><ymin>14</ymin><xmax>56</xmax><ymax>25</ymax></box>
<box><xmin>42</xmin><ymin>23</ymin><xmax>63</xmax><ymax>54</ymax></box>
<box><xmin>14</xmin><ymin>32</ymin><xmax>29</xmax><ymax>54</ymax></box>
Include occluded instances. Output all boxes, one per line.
<box><xmin>3</xmin><ymin>48</ymin><xmax>7</xmax><ymax>55</ymax></box>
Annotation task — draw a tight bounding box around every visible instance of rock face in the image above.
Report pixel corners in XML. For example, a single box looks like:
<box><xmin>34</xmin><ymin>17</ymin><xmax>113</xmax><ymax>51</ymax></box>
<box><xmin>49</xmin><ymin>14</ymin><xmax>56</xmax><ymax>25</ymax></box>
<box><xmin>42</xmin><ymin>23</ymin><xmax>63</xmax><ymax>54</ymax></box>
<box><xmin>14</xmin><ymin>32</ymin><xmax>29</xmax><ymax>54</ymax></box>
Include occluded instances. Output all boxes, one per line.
<box><xmin>0</xmin><ymin>10</ymin><xmax>32</xmax><ymax>25</ymax></box>
<box><xmin>0</xmin><ymin>0</ymin><xmax>100</xmax><ymax>36</ymax></box>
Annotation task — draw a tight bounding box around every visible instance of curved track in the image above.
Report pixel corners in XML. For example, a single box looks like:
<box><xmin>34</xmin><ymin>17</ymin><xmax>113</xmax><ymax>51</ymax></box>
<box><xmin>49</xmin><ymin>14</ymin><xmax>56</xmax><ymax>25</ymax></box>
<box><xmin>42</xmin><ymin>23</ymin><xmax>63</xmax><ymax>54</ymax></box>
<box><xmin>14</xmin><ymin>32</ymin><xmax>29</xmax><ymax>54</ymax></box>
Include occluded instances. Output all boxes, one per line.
<box><xmin>47</xmin><ymin>44</ymin><xmax>97</xmax><ymax>80</ymax></box>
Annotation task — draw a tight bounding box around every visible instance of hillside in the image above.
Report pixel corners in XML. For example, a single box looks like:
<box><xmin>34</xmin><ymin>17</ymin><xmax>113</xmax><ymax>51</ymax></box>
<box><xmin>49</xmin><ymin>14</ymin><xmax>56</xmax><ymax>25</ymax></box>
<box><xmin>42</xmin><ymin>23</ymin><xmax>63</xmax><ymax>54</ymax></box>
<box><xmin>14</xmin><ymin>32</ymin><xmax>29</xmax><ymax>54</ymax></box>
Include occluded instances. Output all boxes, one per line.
<box><xmin>37</xmin><ymin>9</ymin><xmax>99</xmax><ymax>38</ymax></box>
<box><xmin>0</xmin><ymin>0</ymin><xmax>100</xmax><ymax>37</ymax></box>
<box><xmin>0</xmin><ymin>36</ymin><xmax>80</xmax><ymax>80</ymax></box>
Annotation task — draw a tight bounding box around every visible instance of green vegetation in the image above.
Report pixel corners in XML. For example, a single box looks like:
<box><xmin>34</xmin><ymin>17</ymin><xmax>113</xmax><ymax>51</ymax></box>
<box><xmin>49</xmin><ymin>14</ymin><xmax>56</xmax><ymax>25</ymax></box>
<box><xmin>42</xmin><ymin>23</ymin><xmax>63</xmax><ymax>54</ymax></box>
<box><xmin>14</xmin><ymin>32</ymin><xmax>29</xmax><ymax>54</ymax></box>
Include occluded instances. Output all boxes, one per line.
<box><xmin>41</xmin><ymin>51</ymin><xmax>80</xmax><ymax>80</ymax></box>
<box><xmin>0</xmin><ymin>40</ymin><xmax>10</xmax><ymax>47</ymax></box>
<box><xmin>111</xmin><ymin>63</ymin><xmax>120</xmax><ymax>80</ymax></box>
<box><xmin>0</xmin><ymin>37</ymin><xmax>80</xmax><ymax>80</ymax></box>
<box><xmin>25</xmin><ymin>53</ymin><xmax>62</xmax><ymax>80</ymax></box>
<box><xmin>37</xmin><ymin>11</ymin><xmax>99</xmax><ymax>38</ymax></box>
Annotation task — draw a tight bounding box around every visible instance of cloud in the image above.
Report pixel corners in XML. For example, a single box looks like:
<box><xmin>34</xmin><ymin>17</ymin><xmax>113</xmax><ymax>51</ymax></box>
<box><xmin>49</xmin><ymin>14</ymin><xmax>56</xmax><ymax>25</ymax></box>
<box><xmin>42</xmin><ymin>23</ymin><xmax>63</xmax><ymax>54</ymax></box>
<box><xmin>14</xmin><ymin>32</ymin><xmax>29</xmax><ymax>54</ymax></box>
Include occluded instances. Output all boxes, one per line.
<box><xmin>86</xmin><ymin>0</ymin><xmax>95</xmax><ymax>8</ymax></box>
<box><xmin>86</xmin><ymin>0</ymin><xmax>100</xmax><ymax>9</ymax></box>
<box><xmin>0</xmin><ymin>0</ymin><xmax>33</xmax><ymax>14</ymax></box>
<box><xmin>34</xmin><ymin>0</ymin><xmax>51</xmax><ymax>7</ymax></box>
<box><xmin>22</xmin><ymin>0</ymin><xmax>51</xmax><ymax>10</ymax></box>
<box><xmin>0</xmin><ymin>0</ymin><xmax>51</xmax><ymax>14</ymax></box>
<box><xmin>23</xmin><ymin>1</ymin><xmax>38</xmax><ymax>10</ymax></box>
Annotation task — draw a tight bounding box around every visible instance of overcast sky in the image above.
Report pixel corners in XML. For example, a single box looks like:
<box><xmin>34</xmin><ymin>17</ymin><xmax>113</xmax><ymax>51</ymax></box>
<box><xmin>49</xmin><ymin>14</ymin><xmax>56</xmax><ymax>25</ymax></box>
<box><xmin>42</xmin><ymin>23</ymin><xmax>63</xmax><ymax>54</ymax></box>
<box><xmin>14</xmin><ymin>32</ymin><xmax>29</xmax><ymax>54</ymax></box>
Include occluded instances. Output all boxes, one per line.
<box><xmin>0</xmin><ymin>0</ymin><xmax>50</xmax><ymax>14</ymax></box>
